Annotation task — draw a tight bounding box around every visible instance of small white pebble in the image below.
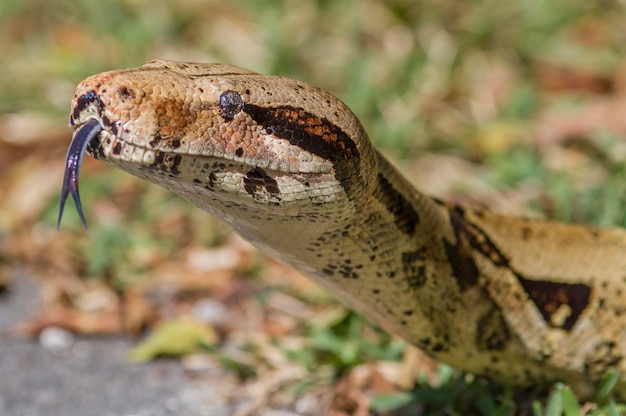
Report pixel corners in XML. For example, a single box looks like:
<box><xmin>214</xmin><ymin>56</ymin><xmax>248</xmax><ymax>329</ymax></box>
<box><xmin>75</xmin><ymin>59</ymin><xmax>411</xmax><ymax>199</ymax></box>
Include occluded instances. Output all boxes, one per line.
<box><xmin>186</xmin><ymin>247</ymin><xmax>241</xmax><ymax>272</ymax></box>
<box><xmin>181</xmin><ymin>353</ymin><xmax>217</xmax><ymax>373</ymax></box>
<box><xmin>39</xmin><ymin>326</ymin><xmax>75</xmax><ymax>351</ymax></box>
<box><xmin>192</xmin><ymin>298</ymin><xmax>229</xmax><ymax>326</ymax></box>
<box><xmin>164</xmin><ymin>397</ymin><xmax>181</xmax><ymax>412</ymax></box>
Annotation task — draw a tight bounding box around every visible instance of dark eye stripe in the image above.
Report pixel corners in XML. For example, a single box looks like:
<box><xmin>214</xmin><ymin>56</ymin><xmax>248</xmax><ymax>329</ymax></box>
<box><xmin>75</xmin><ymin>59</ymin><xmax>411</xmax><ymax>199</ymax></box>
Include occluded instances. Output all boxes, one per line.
<box><xmin>243</xmin><ymin>104</ymin><xmax>360</xmax><ymax>193</ymax></box>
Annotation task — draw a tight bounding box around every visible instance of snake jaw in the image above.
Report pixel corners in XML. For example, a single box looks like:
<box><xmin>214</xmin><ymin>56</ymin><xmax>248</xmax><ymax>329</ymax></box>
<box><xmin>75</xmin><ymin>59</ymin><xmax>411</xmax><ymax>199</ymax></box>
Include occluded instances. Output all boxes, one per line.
<box><xmin>57</xmin><ymin>118</ymin><xmax>104</xmax><ymax>229</ymax></box>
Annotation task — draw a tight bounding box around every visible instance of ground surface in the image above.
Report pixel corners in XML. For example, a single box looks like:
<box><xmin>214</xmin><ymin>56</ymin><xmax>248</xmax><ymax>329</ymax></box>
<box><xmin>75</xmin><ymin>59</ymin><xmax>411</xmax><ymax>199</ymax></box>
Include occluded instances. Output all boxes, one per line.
<box><xmin>0</xmin><ymin>273</ymin><xmax>237</xmax><ymax>416</ymax></box>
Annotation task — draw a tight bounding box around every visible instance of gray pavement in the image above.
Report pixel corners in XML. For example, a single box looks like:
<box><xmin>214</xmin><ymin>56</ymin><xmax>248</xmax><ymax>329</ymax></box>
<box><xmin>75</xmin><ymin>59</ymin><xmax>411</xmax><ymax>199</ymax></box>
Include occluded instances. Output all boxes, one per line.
<box><xmin>0</xmin><ymin>272</ymin><xmax>234</xmax><ymax>416</ymax></box>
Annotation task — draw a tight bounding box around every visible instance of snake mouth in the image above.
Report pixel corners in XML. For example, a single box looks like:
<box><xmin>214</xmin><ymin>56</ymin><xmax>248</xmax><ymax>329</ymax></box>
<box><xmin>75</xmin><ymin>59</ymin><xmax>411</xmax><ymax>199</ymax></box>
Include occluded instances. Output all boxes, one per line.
<box><xmin>58</xmin><ymin>118</ymin><xmax>284</xmax><ymax>227</ymax></box>
<box><xmin>57</xmin><ymin>118</ymin><xmax>104</xmax><ymax>229</ymax></box>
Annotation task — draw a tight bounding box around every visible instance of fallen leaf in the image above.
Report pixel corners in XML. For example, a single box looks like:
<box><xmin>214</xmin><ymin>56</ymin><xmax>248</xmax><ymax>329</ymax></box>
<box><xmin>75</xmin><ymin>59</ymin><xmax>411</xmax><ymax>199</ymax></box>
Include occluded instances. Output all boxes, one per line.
<box><xmin>128</xmin><ymin>317</ymin><xmax>217</xmax><ymax>362</ymax></box>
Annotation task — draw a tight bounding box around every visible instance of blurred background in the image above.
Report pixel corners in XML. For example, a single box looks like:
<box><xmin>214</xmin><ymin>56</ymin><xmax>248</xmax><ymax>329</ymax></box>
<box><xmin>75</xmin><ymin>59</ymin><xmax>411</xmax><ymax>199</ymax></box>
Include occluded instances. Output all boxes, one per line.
<box><xmin>2</xmin><ymin>0</ymin><xmax>626</xmax><ymax>414</ymax></box>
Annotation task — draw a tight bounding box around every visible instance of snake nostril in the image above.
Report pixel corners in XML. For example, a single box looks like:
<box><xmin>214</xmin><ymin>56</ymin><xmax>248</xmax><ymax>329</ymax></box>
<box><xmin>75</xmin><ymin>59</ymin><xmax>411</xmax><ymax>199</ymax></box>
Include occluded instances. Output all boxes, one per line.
<box><xmin>72</xmin><ymin>90</ymin><xmax>103</xmax><ymax>123</ymax></box>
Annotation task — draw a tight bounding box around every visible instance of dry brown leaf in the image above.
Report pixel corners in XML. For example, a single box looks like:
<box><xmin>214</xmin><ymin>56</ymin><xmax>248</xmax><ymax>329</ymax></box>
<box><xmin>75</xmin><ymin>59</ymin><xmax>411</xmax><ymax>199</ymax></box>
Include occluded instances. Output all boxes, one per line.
<box><xmin>331</xmin><ymin>374</ymin><xmax>370</xmax><ymax>416</ymax></box>
<box><xmin>535</xmin><ymin>97</ymin><xmax>626</xmax><ymax>146</ymax></box>
<box><xmin>0</xmin><ymin>112</ymin><xmax>67</xmax><ymax>146</ymax></box>
<box><xmin>122</xmin><ymin>288</ymin><xmax>157</xmax><ymax>334</ymax></box>
<box><xmin>19</xmin><ymin>306</ymin><xmax>123</xmax><ymax>336</ymax></box>
<box><xmin>535</xmin><ymin>62</ymin><xmax>613</xmax><ymax>95</ymax></box>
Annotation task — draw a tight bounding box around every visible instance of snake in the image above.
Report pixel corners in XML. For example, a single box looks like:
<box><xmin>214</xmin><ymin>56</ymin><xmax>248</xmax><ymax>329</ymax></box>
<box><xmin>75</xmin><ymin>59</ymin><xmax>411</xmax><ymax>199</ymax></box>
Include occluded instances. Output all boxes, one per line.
<box><xmin>58</xmin><ymin>59</ymin><xmax>626</xmax><ymax>398</ymax></box>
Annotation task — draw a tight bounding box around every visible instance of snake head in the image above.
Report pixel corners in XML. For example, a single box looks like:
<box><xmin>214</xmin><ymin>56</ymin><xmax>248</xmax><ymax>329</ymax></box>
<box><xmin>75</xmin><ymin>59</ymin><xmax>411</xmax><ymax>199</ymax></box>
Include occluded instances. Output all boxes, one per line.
<box><xmin>62</xmin><ymin>60</ymin><xmax>374</xmax><ymax>229</ymax></box>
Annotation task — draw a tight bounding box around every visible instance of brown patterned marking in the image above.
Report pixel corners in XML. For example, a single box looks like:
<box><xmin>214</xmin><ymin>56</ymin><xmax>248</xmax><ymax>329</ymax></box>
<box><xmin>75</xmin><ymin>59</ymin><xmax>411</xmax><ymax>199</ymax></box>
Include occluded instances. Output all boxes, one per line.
<box><xmin>243</xmin><ymin>167</ymin><xmax>280</xmax><ymax>198</ymax></box>
<box><xmin>584</xmin><ymin>341</ymin><xmax>623</xmax><ymax>377</ymax></box>
<box><xmin>449</xmin><ymin>207</ymin><xmax>509</xmax><ymax>267</ymax></box>
<box><xmin>401</xmin><ymin>250</ymin><xmax>428</xmax><ymax>288</ymax></box>
<box><xmin>85</xmin><ymin>135</ymin><xmax>106</xmax><ymax>160</ymax></box>
<box><xmin>375</xmin><ymin>174</ymin><xmax>420</xmax><ymax>236</ymax></box>
<box><xmin>476</xmin><ymin>308</ymin><xmax>511</xmax><ymax>351</ymax></box>
<box><xmin>443</xmin><ymin>209</ymin><xmax>482</xmax><ymax>291</ymax></box>
<box><xmin>338</xmin><ymin>265</ymin><xmax>359</xmax><ymax>279</ymax></box>
<box><xmin>448</xmin><ymin>207</ymin><xmax>592</xmax><ymax>331</ymax></box>
<box><xmin>517</xmin><ymin>276</ymin><xmax>591</xmax><ymax>331</ymax></box>
<box><xmin>445</xmin><ymin>207</ymin><xmax>516</xmax><ymax>292</ymax></box>
<box><xmin>243</xmin><ymin>104</ymin><xmax>359</xmax><ymax>184</ymax></box>
<box><xmin>111</xmin><ymin>141</ymin><xmax>123</xmax><ymax>156</ymax></box>
<box><xmin>145</xmin><ymin>134</ymin><xmax>160</xmax><ymax>148</ymax></box>
<box><xmin>150</xmin><ymin>151</ymin><xmax>183</xmax><ymax>175</ymax></box>
<box><xmin>170</xmin><ymin>155</ymin><xmax>182</xmax><ymax>175</ymax></box>
<box><xmin>154</xmin><ymin>99</ymin><xmax>203</xmax><ymax>140</ymax></box>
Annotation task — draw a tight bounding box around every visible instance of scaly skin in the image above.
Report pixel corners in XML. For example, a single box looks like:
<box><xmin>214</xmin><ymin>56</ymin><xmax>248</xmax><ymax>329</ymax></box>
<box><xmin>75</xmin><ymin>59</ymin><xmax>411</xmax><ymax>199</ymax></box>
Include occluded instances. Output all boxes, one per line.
<box><xmin>63</xmin><ymin>60</ymin><xmax>626</xmax><ymax>398</ymax></box>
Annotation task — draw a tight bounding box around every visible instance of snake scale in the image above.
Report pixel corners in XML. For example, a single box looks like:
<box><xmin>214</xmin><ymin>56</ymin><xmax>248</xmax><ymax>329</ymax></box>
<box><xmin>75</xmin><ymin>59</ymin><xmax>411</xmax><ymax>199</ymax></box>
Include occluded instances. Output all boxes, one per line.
<box><xmin>59</xmin><ymin>60</ymin><xmax>626</xmax><ymax>398</ymax></box>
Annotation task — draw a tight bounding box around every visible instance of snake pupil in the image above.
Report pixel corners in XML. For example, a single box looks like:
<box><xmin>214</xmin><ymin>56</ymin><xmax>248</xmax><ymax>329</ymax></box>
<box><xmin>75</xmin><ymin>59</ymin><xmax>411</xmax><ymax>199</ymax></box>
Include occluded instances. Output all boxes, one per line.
<box><xmin>219</xmin><ymin>90</ymin><xmax>244</xmax><ymax>121</ymax></box>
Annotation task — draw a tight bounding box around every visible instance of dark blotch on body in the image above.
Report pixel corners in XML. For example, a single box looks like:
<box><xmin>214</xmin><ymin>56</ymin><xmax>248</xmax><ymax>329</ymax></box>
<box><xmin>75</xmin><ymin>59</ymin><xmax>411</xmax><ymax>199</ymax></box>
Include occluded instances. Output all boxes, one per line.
<box><xmin>517</xmin><ymin>276</ymin><xmax>591</xmax><ymax>331</ymax></box>
<box><xmin>476</xmin><ymin>308</ymin><xmax>511</xmax><ymax>351</ymax></box>
<box><xmin>584</xmin><ymin>341</ymin><xmax>623</xmax><ymax>377</ymax></box>
<box><xmin>401</xmin><ymin>249</ymin><xmax>428</xmax><ymax>288</ymax></box>
<box><xmin>450</xmin><ymin>207</ymin><xmax>509</xmax><ymax>267</ymax></box>
<box><xmin>444</xmin><ymin>207</ymin><xmax>512</xmax><ymax>291</ymax></box>
<box><xmin>375</xmin><ymin>174</ymin><xmax>419</xmax><ymax>236</ymax></box>
<box><xmin>111</xmin><ymin>141</ymin><xmax>122</xmax><ymax>156</ymax></box>
<box><xmin>148</xmin><ymin>134</ymin><xmax>163</xmax><ymax>149</ymax></box>
<box><xmin>86</xmin><ymin>137</ymin><xmax>105</xmax><ymax>160</ymax></box>
<box><xmin>151</xmin><ymin>151</ymin><xmax>182</xmax><ymax>176</ymax></box>
<box><xmin>445</xmin><ymin>206</ymin><xmax>591</xmax><ymax>331</ymax></box>
<box><xmin>243</xmin><ymin>167</ymin><xmax>280</xmax><ymax>197</ymax></box>
<box><xmin>170</xmin><ymin>155</ymin><xmax>182</xmax><ymax>175</ymax></box>
<box><xmin>444</xmin><ymin>209</ymin><xmax>482</xmax><ymax>291</ymax></box>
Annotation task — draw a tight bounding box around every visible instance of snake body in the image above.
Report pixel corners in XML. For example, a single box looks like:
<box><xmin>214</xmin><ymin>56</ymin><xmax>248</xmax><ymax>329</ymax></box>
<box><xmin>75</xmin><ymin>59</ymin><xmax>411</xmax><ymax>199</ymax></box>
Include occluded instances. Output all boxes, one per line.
<box><xmin>61</xmin><ymin>60</ymin><xmax>626</xmax><ymax>397</ymax></box>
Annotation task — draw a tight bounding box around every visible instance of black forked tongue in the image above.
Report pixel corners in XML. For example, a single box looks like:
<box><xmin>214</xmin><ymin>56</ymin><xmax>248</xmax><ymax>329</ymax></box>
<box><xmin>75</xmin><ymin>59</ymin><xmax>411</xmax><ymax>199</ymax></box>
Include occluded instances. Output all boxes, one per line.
<box><xmin>57</xmin><ymin>118</ymin><xmax>103</xmax><ymax>229</ymax></box>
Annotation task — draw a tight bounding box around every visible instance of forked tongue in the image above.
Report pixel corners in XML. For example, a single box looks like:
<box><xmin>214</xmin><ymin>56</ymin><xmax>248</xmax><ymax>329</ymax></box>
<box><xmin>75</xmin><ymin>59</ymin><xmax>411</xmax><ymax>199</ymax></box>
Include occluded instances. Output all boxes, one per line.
<box><xmin>57</xmin><ymin>119</ymin><xmax>103</xmax><ymax>229</ymax></box>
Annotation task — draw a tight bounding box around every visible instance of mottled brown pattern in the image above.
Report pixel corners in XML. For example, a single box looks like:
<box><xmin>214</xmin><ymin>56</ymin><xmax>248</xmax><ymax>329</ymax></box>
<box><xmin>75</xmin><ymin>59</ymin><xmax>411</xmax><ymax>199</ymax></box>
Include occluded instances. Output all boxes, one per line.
<box><xmin>401</xmin><ymin>250</ymin><xmax>428</xmax><ymax>288</ymax></box>
<box><xmin>443</xmin><ymin>209</ymin><xmax>481</xmax><ymax>291</ymax></box>
<box><xmin>243</xmin><ymin>167</ymin><xmax>280</xmax><ymax>199</ymax></box>
<box><xmin>448</xmin><ymin>207</ymin><xmax>509</xmax><ymax>267</ymax></box>
<box><xmin>154</xmin><ymin>99</ymin><xmax>204</xmax><ymax>141</ymax></box>
<box><xmin>476</xmin><ymin>308</ymin><xmax>511</xmax><ymax>351</ymax></box>
<box><xmin>375</xmin><ymin>173</ymin><xmax>419</xmax><ymax>236</ymax></box>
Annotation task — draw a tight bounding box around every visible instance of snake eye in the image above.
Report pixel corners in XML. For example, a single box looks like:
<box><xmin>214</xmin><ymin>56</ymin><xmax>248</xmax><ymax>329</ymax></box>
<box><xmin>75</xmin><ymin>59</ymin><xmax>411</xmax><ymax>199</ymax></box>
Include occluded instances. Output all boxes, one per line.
<box><xmin>219</xmin><ymin>90</ymin><xmax>244</xmax><ymax>121</ymax></box>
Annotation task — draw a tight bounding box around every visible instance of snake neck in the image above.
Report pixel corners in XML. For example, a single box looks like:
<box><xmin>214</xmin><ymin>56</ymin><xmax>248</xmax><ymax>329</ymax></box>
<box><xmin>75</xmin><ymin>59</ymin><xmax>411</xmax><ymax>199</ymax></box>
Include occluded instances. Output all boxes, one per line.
<box><xmin>198</xmin><ymin>151</ymin><xmax>460</xmax><ymax>341</ymax></box>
